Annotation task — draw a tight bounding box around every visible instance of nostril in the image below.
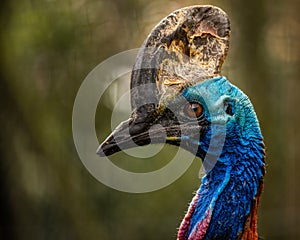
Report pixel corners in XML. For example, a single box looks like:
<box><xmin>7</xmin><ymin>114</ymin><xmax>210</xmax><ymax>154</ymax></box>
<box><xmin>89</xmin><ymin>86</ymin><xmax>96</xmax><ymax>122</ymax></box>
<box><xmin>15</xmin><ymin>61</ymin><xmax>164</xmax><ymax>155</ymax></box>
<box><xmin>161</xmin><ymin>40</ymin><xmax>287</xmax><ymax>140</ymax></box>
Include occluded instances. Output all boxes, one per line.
<box><xmin>129</xmin><ymin>107</ymin><xmax>157</xmax><ymax>136</ymax></box>
<box><xmin>129</xmin><ymin>122</ymin><xmax>147</xmax><ymax>136</ymax></box>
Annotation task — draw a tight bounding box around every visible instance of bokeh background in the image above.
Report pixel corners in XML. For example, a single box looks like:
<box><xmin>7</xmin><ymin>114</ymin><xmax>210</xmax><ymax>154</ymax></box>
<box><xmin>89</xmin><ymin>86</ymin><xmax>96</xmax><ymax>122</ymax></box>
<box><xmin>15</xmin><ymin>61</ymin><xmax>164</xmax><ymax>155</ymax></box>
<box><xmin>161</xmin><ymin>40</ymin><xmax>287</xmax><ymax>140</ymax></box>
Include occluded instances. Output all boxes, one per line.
<box><xmin>1</xmin><ymin>0</ymin><xmax>300</xmax><ymax>239</ymax></box>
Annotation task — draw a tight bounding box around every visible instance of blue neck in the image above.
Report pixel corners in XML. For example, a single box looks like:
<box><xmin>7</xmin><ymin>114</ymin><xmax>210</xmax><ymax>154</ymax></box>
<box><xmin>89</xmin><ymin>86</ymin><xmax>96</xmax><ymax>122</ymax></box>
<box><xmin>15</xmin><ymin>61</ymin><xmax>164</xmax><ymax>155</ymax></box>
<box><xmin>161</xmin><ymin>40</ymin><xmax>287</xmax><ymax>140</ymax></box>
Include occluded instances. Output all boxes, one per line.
<box><xmin>178</xmin><ymin>126</ymin><xmax>265</xmax><ymax>239</ymax></box>
<box><xmin>190</xmin><ymin>138</ymin><xmax>265</xmax><ymax>239</ymax></box>
<box><xmin>177</xmin><ymin>76</ymin><xmax>266</xmax><ymax>239</ymax></box>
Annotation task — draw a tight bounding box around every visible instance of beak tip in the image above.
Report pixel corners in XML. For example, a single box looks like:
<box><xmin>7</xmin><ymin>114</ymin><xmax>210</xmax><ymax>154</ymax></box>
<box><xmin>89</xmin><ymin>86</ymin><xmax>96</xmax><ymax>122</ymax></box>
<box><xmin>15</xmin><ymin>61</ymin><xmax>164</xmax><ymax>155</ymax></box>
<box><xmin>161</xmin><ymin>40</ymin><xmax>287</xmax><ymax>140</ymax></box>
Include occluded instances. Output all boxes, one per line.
<box><xmin>96</xmin><ymin>145</ymin><xmax>105</xmax><ymax>156</ymax></box>
<box><xmin>96</xmin><ymin>137</ymin><xmax>122</xmax><ymax>157</ymax></box>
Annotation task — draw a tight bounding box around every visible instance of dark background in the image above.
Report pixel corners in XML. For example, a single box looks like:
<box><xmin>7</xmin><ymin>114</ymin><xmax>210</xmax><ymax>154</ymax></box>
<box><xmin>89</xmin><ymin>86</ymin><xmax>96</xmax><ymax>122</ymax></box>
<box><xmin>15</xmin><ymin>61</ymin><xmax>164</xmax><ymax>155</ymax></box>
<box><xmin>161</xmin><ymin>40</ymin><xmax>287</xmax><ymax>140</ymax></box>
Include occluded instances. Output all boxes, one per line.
<box><xmin>1</xmin><ymin>0</ymin><xmax>300</xmax><ymax>239</ymax></box>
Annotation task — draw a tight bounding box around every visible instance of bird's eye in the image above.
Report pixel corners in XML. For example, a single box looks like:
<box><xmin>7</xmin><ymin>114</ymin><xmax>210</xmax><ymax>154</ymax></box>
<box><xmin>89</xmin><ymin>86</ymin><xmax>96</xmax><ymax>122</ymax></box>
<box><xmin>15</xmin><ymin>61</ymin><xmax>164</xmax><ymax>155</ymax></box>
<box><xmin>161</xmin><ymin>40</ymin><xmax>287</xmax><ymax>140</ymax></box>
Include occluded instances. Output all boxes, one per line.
<box><xmin>185</xmin><ymin>102</ymin><xmax>203</xmax><ymax>118</ymax></box>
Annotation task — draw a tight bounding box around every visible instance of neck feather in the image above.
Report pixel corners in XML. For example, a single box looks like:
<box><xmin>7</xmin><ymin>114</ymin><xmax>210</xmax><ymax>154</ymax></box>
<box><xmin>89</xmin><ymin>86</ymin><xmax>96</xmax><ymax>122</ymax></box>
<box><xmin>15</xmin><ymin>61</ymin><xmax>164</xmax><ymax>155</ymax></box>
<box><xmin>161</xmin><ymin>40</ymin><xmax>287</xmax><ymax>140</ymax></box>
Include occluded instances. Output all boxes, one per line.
<box><xmin>177</xmin><ymin>138</ymin><xmax>265</xmax><ymax>240</ymax></box>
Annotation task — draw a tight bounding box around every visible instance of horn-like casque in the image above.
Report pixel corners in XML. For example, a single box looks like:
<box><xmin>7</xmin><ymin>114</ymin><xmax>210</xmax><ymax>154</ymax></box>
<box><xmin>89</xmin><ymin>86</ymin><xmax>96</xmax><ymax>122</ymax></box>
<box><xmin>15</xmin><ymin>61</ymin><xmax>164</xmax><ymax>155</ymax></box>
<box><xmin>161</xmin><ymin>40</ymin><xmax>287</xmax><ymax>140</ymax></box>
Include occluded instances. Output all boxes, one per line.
<box><xmin>131</xmin><ymin>5</ymin><xmax>230</xmax><ymax>110</ymax></box>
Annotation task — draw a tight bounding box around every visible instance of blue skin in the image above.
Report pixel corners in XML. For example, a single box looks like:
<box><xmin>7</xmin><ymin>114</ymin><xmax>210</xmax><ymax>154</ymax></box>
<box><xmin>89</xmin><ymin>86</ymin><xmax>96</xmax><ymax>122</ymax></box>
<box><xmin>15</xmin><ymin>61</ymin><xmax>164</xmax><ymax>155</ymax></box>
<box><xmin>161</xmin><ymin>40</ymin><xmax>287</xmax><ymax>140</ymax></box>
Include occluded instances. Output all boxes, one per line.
<box><xmin>179</xmin><ymin>76</ymin><xmax>265</xmax><ymax>239</ymax></box>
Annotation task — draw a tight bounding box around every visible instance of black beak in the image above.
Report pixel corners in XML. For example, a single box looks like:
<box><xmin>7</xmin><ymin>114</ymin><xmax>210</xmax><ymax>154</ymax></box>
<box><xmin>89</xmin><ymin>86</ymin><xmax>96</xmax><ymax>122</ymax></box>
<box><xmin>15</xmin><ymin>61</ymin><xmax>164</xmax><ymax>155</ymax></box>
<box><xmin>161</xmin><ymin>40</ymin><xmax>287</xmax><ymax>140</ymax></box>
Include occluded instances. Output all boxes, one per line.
<box><xmin>97</xmin><ymin>120</ymin><xmax>182</xmax><ymax>157</ymax></box>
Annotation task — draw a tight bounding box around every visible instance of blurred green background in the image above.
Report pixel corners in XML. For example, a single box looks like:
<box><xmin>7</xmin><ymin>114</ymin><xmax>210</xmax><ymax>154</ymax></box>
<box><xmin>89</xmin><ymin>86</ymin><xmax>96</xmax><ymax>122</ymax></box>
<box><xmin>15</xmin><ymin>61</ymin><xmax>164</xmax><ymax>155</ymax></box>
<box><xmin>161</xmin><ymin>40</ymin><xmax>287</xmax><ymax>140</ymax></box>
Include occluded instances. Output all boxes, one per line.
<box><xmin>1</xmin><ymin>0</ymin><xmax>300</xmax><ymax>239</ymax></box>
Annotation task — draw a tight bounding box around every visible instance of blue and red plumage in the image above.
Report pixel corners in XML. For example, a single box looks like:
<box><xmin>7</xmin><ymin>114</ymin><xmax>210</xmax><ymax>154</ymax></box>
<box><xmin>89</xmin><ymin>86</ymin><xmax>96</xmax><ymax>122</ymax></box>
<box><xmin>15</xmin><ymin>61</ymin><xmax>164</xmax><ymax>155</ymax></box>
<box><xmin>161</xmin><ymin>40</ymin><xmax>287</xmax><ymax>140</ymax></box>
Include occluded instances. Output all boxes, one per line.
<box><xmin>177</xmin><ymin>77</ymin><xmax>266</xmax><ymax>239</ymax></box>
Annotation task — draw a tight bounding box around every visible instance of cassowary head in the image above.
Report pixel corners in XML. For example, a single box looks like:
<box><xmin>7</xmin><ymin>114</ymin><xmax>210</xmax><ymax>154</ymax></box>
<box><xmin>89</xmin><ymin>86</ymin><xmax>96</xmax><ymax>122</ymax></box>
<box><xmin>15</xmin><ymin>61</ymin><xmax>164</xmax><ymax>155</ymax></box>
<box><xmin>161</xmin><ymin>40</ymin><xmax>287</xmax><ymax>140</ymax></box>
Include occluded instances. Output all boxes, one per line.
<box><xmin>97</xmin><ymin>5</ymin><xmax>232</xmax><ymax>161</ymax></box>
<box><xmin>97</xmin><ymin>5</ymin><xmax>265</xmax><ymax>240</ymax></box>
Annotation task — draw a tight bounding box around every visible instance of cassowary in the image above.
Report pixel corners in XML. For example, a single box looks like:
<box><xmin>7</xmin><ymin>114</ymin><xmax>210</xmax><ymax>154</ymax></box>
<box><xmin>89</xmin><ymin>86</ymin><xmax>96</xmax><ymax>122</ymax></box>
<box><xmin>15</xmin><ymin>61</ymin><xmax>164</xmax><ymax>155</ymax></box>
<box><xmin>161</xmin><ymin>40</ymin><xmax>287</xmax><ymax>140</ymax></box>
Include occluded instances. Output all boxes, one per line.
<box><xmin>97</xmin><ymin>5</ymin><xmax>266</xmax><ymax>240</ymax></box>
